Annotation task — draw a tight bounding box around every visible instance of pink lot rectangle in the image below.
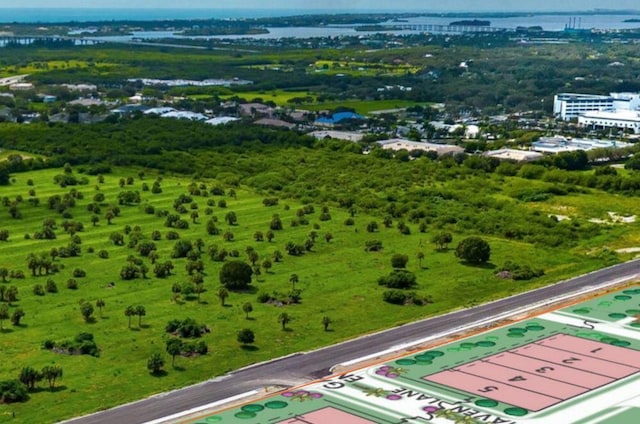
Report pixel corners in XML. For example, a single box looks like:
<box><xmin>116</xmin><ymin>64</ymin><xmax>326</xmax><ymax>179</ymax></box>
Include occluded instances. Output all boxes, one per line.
<box><xmin>513</xmin><ymin>343</ymin><xmax>637</xmax><ymax>379</ymax></box>
<box><xmin>425</xmin><ymin>369</ymin><xmax>561</xmax><ymax>412</ymax></box>
<box><xmin>486</xmin><ymin>352</ymin><xmax>614</xmax><ymax>389</ymax></box>
<box><xmin>537</xmin><ymin>334</ymin><xmax>640</xmax><ymax>369</ymax></box>
<box><xmin>456</xmin><ymin>361</ymin><xmax>587</xmax><ymax>399</ymax></box>
<box><xmin>278</xmin><ymin>407</ymin><xmax>375</xmax><ymax>424</ymax></box>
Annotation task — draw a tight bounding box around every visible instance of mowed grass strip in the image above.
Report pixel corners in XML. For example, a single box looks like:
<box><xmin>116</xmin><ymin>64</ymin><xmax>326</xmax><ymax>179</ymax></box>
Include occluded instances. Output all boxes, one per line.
<box><xmin>0</xmin><ymin>166</ymin><xmax>609</xmax><ymax>422</ymax></box>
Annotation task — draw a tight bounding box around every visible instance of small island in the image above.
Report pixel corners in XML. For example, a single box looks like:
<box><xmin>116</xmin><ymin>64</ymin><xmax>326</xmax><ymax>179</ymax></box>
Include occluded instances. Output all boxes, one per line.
<box><xmin>449</xmin><ymin>19</ymin><xmax>491</xmax><ymax>26</ymax></box>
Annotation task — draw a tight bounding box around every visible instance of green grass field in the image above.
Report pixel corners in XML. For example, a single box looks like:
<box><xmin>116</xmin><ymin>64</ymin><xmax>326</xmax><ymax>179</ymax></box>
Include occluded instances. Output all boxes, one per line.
<box><xmin>0</xmin><ymin>166</ymin><xmax>626</xmax><ymax>422</ymax></box>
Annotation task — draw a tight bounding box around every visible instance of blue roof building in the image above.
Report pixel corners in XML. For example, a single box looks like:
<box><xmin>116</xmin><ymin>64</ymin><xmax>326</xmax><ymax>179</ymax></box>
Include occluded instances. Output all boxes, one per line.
<box><xmin>316</xmin><ymin>111</ymin><xmax>365</xmax><ymax>126</ymax></box>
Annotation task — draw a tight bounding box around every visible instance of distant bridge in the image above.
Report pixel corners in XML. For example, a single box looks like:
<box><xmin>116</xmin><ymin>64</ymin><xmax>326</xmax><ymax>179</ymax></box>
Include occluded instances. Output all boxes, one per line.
<box><xmin>0</xmin><ymin>35</ymin><xmax>99</xmax><ymax>46</ymax></box>
<box><xmin>393</xmin><ymin>24</ymin><xmax>514</xmax><ymax>33</ymax></box>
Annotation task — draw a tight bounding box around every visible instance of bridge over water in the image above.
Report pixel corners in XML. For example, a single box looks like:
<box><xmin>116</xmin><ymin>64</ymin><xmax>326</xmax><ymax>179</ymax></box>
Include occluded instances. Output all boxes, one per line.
<box><xmin>392</xmin><ymin>23</ymin><xmax>514</xmax><ymax>33</ymax></box>
<box><xmin>0</xmin><ymin>35</ymin><xmax>99</xmax><ymax>46</ymax></box>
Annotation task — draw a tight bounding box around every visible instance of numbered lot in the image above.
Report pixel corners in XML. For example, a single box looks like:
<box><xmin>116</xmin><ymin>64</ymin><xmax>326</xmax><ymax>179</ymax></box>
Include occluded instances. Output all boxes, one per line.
<box><xmin>194</xmin><ymin>287</ymin><xmax>640</xmax><ymax>424</ymax></box>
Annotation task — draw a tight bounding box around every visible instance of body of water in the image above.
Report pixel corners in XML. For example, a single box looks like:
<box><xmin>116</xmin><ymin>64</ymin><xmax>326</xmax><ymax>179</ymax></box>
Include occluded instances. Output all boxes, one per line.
<box><xmin>2</xmin><ymin>9</ymin><xmax>640</xmax><ymax>42</ymax></box>
<box><xmin>0</xmin><ymin>8</ymin><xmax>378</xmax><ymax>23</ymax></box>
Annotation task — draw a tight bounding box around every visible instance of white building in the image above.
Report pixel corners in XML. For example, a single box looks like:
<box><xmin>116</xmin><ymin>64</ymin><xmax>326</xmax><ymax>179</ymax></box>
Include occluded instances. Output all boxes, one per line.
<box><xmin>554</xmin><ymin>92</ymin><xmax>640</xmax><ymax>120</ymax></box>
<box><xmin>553</xmin><ymin>93</ymin><xmax>614</xmax><ymax>120</ymax></box>
<box><xmin>578</xmin><ymin>110</ymin><xmax>640</xmax><ymax>134</ymax></box>
<box><xmin>532</xmin><ymin>136</ymin><xmax>630</xmax><ymax>153</ymax></box>
<box><xmin>310</xmin><ymin>130</ymin><xmax>364</xmax><ymax>142</ymax></box>
<box><xmin>377</xmin><ymin>139</ymin><xmax>464</xmax><ymax>155</ymax></box>
<box><xmin>484</xmin><ymin>149</ymin><xmax>543</xmax><ymax>162</ymax></box>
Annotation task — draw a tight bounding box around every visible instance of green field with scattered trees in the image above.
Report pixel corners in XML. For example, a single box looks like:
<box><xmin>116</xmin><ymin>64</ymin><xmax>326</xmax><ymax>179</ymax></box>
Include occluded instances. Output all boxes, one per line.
<box><xmin>0</xmin><ymin>117</ymin><xmax>639</xmax><ymax>421</ymax></box>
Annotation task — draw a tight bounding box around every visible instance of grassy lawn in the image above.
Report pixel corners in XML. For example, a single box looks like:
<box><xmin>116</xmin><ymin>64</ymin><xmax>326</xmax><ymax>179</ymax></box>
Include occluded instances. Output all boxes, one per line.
<box><xmin>0</xmin><ymin>60</ymin><xmax>117</xmax><ymax>77</ymax></box>
<box><xmin>219</xmin><ymin>90</ymin><xmax>316</xmax><ymax>106</ymax></box>
<box><xmin>299</xmin><ymin>99</ymin><xmax>429</xmax><ymax>114</ymax></box>
<box><xmin>0</xmin><ymin>166</ymin><xmax>625</xmax><ymax>422</ymax></box>
<box><xmin>308</xmin><ymin>60</ymin><xmax>421</xmax><ymax>77</ymax></box>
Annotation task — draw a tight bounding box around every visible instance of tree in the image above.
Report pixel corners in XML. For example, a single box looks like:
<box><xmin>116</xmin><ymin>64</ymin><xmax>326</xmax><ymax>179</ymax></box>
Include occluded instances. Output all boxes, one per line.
<box><xmin>455</xmin><ymin>237</ymin><xmax>491</xmax><ymax>264</ymax></box>
<box><xmin>324</xmin><ymin>232</ymin><xmax>334</xmax><ymax>243</ymax></box>
<box><xmin>80</xmin><ymin>302</ymin><xmax>94</xmax><ymax>322</ymax></box>
<box><xmin>0</xmin><ymin>267</ymin><xmax>7</xmax><ymax>282</ymax></box>
<box><xmin>96</xmin><ymin>299</ymin><xmax>105</xmax><ymax>317</ymax></box>
<box><xmin>5</xmin><ymin>286</ymin><xmax>18</xmax><ymax>304</ymax></box>
<box><xmin>237</xmin><ymin>328</ymin><xmax>255</xmax><ymax>345</ymax></box>
<box><xmin>11</xmin><ymin>308</ymin><xmax>25</xmax><ymax>326</ymax></box>
<box><xmin>166</xmin><ymin>338</ymin><xmax>183</xmax><ymax>367</ymax></box>
<box><xmin>225</xmin><ymin>211</ymin><xmax>237</xmax><ymax>225</ymax></box>
<box><xmin>278</xmin><ymin>312</ymin><xmax>291</xmax><ymax>331</ymax></box>
<box><xmin>41</xmin><ymin>365</ymin><xmax>62</xmax><ymax>390</ymax></box>
<box><xmin>242</xmin><ymin>302</ymin><xmax>253</xmax><ymax>319</ymax></box>
<box><xmin>135</xmin><ymin>305</ymin><xmax>146</xmax><ymax>327</ymax></box>
<box><xmin>217</xmin><ymin>287</ymin><xmax>229</xmax><ymax>306</ymax></box>
<box><xmin>272</xmin><ymin>250</ymin><xmax>283</xmax><ymax>262</ymax></box>
<box><xmin>266</xmin><ymin>230</ymin><xmax>275</xmax><ymax>242</ymax></box>
<box><xmin>0</xmin><ymin>304</ymin><xmax>9</xmax><ymax>330</ymax></box>
<box><xmin>391</xmin><ymin>254</ymin><xmax>409</xmax><ymax>269</ymax></box>
<box><xmin>289</xmin><ymin>273</ymin><xmax>299</xmax><ymax>290</ymax></box>
<box><xmin>124</xmin><ymin>305</ymin><xmax>136</xmax><ymax>328</ymax></box>
<box><xmin>322</xmin><ymin>316</ymin><xmax>332</xmax><ymax>331</ymax></box>
<box><xmin>19</xmin><ymin>367</ymin><xmax>42</xmax><ymax>391</ymax></box>
<box><xmin>262</xmin><ymin>258</ymin><xmax>272</xmax><ymax>273</ymax></box>
<box><xmin>147</xmin><ymin>353</ymin><xmax>165</xmax><ymax>375</ymax></box>
<box><xmin>105</xmin><ymin>210</ymin><xmax>115</xmax><ymax>225</ymax></box>
<box><xmin>417</xmin><ymin>251</ymin><xmax>425</xmax><ymax>269</ymax></box>
<box><xmin>219</xmin><ymin>261</ymin><xmax>252</xmax><ymax>290</ymax></box>
<box><xmin>432</xmin><ymin>232</ymin><xmax>453</xmax><ymax>250</ymax></box>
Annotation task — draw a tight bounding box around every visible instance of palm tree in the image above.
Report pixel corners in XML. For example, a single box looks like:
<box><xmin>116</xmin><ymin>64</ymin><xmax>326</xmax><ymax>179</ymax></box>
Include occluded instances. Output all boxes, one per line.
<box><xmin>278</xmin><ymin>312</ymin><xmax>291</xmax><ymax>330</ymax></box>
<box><xmin>322</xmin><ymin>316</ymin><xmax>332</xmax><ymax>331</ymax></box>
<box><xmin>135</xmin><ymin>305</ymin><xmax>146</xmax><ymax>327</ymax></box>
<box><xmin>166</xmin><ymin>338</ymin><xmax>183</xmax><ymax>367</ymax></box>
<box><xmin>124</xmin><ymin>305</ymin><xmax>136</xmax><ymax>328</ymax></box>
<box><xmin>217</xmin><ymin>287</ymin><xmax>229</xmax><ymax>307</ymax></box>
<box><xmin>289</xmin><ymin>274</ymin><xmax>299</xmax><ymax>290</ymax></box>
<box><xmin>96</xmin><ymin>299</ymin><xmax>105</xmax><ymax>317</ymax></box>
<box><xmin>0</xmin><ymin>304</ymin><xmax>8</xmax><ymax>330</ymax></box>
<box><xmin>41</xmin><ymin>365</ymin><xmax>63</xmax><ymax>390</ymax></box>
<box><xmin>242</xmin><ymin>302</ymin><xmax>253</xmax><ymax>319</ymax></box>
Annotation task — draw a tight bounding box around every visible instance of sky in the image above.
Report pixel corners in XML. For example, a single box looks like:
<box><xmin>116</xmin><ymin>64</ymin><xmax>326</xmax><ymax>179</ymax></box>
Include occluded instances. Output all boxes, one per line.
<box><xmin>1</xmin><ymin>0</ymin><xmax>639</xmax><ymax>11</ymax></box>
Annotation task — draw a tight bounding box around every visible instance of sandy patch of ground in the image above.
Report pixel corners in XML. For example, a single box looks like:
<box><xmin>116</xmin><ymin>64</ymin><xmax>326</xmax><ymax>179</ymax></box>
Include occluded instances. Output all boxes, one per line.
<box><xmin>589</xmin><ymin>212</ymin><xmax>636</xmax><ymax>225</ymax></box>
<box><xmin>616</xmin><ymin>247</ymin><xmax>640</xmax><ymax>254</ymax></box>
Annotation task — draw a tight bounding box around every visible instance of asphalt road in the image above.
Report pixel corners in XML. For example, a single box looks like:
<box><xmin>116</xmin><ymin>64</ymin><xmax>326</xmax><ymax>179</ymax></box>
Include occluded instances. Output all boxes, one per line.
<box><xmin>64</xmin><ymin>258</ymin><xmax>640</xmax><ymax>424</ymax></box>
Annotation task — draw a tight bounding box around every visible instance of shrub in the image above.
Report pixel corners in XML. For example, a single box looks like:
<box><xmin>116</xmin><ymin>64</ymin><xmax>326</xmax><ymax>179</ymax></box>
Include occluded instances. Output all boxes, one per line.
<box><xmin>364</xmin><ymin>240</ymin><xmax>383</xmax><ymax>252</ymax></box>
<box><xmin>378</xmin><ymin>270</ymin><xmax>417</xmax><ymax>289</ymax></box>
<box><xmin>0</xmin><ymin>380</ymin><xmax>29</xmax><ymax>403</ymax></box>
<box><xmin>45</xmin><ymin>279</ymin><xmax>58</xmax><ymax>293</ymax></box>
<box><xmin>33</xmin><ymin>284</ymin><xmax>45</xmax><ymax>296</ymax></box>
<box><xmin>455</xmin><ymin>237</ymin><xmax>491</xmax><ymax>264</ymax></box>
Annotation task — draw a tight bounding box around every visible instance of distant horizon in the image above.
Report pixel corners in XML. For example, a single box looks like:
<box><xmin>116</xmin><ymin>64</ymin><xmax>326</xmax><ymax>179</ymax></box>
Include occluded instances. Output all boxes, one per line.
<box><xmin>0</xmin><ymin>6</ymin><xmax>639</xmax><ymax>12</ymax></box>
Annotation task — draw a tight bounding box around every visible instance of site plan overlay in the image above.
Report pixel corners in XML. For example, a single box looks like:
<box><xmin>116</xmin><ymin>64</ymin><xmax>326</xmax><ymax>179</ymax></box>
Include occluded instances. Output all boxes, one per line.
<box><xmin>194</xmin><ymin>287</ymin><xmax>640</xmax><ymax>424</ymax></box>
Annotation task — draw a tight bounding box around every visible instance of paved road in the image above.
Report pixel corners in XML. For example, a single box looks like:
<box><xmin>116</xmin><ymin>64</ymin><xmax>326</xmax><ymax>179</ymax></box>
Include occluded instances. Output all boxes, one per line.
<box><xmin>65</xmin><ymin>259</ymin><xmax>640</xmax><ymax>424</ymax></box>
